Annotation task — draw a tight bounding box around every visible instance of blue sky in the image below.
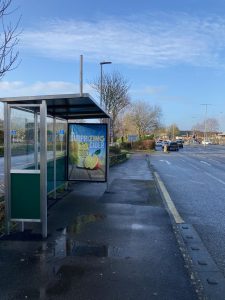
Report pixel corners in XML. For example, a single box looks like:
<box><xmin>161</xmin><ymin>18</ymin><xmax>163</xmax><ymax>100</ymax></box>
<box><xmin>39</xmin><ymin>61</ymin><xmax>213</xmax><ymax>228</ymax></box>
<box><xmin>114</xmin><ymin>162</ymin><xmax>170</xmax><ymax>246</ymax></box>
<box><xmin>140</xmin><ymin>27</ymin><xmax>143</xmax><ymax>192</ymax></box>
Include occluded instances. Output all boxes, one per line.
<box><xmin>1</xmin><ymin>0</ymin><xmax>225</xmax><ymax>130</ymax></box>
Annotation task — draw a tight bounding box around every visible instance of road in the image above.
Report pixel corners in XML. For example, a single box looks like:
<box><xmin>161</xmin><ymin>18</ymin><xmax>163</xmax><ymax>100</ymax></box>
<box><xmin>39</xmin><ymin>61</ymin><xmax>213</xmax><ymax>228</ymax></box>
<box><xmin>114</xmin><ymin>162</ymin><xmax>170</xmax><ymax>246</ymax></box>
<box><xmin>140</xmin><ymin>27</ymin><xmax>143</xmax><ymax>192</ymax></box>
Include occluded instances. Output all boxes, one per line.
<box><xmin>150</xmin><ymin>144</ymin><xmax>225</xmax><ymax>276</ymax></box>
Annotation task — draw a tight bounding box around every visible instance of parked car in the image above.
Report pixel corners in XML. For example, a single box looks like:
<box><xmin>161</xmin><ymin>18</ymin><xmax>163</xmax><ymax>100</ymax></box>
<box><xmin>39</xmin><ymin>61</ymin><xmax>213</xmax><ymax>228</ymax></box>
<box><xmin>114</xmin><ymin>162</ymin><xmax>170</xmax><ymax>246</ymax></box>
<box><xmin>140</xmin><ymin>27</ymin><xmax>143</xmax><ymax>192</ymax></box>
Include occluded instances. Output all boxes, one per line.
<box><xmin>176</xmin><ymin>140</ymin><xmax>184</xmax><ymax>148</ymax></box>
<box><xmin>155</xmin><ymin>140</ymin><xmax>163</xmax><ymax>147</ymax></box>
<box><xmin>162</xmin><ymin>141</ymin><xmax>179</xmax><ymax>151</ymax></box>
<box><xmin>202</xmin><ymin>140</ymin><xmax>212</xmax><ymax>145</ymax></box>
<box><xmin>169</xmin><ymin>141</ymin><xmax>179</xmax><ymax>151</ymax></box>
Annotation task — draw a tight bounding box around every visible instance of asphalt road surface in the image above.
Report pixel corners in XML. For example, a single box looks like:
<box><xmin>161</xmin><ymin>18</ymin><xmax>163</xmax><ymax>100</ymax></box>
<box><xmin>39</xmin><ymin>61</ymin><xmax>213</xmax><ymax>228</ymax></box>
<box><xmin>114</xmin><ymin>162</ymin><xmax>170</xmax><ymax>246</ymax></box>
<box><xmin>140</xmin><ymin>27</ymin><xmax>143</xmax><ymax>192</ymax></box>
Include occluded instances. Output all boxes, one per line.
<box><xmin>151</xmin><ymin>144</ymin><xmax>225</xmax><ymax>277</ymax></box>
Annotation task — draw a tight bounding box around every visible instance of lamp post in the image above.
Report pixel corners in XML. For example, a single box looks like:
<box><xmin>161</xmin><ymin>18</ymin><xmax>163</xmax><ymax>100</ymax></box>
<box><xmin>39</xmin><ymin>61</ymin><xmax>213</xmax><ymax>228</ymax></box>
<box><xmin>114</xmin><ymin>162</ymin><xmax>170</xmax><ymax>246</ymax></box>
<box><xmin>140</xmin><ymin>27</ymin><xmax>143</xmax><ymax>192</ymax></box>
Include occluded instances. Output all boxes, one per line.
<box><xmin>100</xmin><ymin>61</ymin><xmax>112</xmax><ymax>108</ymax></box>
<box><xmin>201</xmin><ymin>103</ymin><xmax>211</xmax><ymax>147</ymax></box>
<box><xmin>191</xmin><ymin>115</ymin><xmax>199</xmax><ymax>142</ymax></box>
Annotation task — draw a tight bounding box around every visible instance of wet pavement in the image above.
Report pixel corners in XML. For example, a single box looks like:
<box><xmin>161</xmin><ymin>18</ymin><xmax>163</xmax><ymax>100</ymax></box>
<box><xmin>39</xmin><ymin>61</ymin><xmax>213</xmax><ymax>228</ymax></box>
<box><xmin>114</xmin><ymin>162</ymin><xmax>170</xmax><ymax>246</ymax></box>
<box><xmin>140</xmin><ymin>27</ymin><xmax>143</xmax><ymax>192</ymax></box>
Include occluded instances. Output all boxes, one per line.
<box><xmin>0</xmin><ymin>152</ymin><xmax>198</xmax><ymax>300</ymax></box>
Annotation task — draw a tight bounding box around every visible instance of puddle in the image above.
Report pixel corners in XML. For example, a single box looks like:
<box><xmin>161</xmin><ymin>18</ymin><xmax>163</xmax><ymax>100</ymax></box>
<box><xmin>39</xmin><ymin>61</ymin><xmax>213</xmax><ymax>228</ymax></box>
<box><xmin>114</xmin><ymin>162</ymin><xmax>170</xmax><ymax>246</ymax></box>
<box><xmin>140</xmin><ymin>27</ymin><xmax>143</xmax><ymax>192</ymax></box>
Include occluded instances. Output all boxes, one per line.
<box><xmin>46</xmin><ymin>265</ymin><xmax>86</xmax><ymax>296</ymax></box>
<box><xmin>131</xmin><ymin>223</ymin><xmax>144</xmax><ymax>230</ymax></box>
<box><xmin>66</xmin><ymin>213</ymin><xmax>105</xmax><ymax>235</ymax></box>
<box><xmin>71</xmin><ymin>241</ymin><xmax>108</xmax><ymax>257</ymax></box>
<box><xmin>52</xmin><ymin>236</ymin><xmax>108</xmax><ymax>258</ymax></box>
<box><xmin>36</xmin><ymin>214</ymin><xmax>107</xmax><ymax>260</ymax></box>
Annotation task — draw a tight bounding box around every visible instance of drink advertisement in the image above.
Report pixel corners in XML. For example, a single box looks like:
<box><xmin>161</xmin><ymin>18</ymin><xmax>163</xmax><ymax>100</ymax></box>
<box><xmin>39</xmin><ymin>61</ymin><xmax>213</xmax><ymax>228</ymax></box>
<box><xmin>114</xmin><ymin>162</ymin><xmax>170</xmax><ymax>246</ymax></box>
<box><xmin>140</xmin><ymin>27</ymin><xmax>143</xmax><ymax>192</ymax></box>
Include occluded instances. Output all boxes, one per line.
<box><xmin>68</xmin><ymin>123</ymin><xmax>107</xmax><ymax>182</ymax></box>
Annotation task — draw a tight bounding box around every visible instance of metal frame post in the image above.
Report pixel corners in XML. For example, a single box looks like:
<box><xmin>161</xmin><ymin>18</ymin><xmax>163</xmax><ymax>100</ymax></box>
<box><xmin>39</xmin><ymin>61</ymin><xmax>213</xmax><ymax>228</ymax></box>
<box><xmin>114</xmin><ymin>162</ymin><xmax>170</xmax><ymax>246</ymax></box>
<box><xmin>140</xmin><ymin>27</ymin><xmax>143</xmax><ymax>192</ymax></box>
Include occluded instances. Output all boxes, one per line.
<box><xmin>106</xmin><ymin>118</ymin><xmax>110</xmax><ymax>192</ymax></box>
<box><xmin>40</xmin><ymin>100</ymin><xmax>47</xmax><ymax>238</ymax></box>
<box><xmin>4</xmin><ymin>103</ymin><xmax>11</xmax><ymax>234</ymax></box>
<box><xmin>53</xmin><ymin>117</ymin><xmax>57</xmax><ymax>199</ymax></box>
<box><xmin>34</xmin><ymin>111</ymin><xmax>38</xmax><ymax>169</ymax></box>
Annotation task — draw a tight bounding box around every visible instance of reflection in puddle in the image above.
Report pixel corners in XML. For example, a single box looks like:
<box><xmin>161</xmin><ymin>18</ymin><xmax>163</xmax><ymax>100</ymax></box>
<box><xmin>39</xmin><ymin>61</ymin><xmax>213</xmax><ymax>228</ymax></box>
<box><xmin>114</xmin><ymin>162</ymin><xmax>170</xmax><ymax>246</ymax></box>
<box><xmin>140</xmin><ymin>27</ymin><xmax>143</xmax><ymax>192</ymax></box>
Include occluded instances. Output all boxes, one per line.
<box><xmin>54</xmin><ymin>237</ymin><xmax>108</xmax><ymax>258</ymax></box>
<box><xmin>71</xmin><ymin>241</ymin><xmax>108</xmax><ymax>257</ymax></box>
<box><xmin>50</xmin><ymin>213</ymin><xmax>107</xmax><ymax>259</ymax></box>
<box><xmin>67</xmin><ymin>213</ymin><xmax>105</xmax><ymax>234</ymax></box>
<box><xmin>131</xmin><ymin>223</ymin><xmax>144</xmax><ymax>230</ymax></box>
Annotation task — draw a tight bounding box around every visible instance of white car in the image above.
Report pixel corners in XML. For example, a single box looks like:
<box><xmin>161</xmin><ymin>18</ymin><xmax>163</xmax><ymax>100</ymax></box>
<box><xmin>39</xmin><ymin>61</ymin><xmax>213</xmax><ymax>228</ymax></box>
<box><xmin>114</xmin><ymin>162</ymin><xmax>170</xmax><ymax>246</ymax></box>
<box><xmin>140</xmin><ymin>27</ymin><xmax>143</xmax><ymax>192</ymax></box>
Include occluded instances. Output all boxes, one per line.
<box><xmin>155</xmin><ymin>141</ymin><xmax>163</xmax><ymax>146</ymax></box>
<box><xmin>202</xmin><ymin>140</ymin><xmax>212</xmax><ymax>145</ymax></box>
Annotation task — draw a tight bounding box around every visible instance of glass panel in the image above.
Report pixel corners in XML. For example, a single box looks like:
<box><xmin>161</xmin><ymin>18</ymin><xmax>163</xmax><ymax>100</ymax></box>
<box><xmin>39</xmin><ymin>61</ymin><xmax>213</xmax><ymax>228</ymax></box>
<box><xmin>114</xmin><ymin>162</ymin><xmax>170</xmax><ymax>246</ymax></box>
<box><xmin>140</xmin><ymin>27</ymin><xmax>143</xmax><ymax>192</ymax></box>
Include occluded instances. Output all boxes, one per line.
<box><xmin>47</xmin><ymin>117</ymin><xmax>54</xmax><ymax>192</ymax></box>
<box><xmin>10</xmin><ymin>108</ymin><xmax>40</xmax><ymax>170</ymax></box>
<box><xmin>47</xmin><ymin>118</ymin><xmax>67</xmax><ymax>193</ymax></box>
<box><xmin>56</xmin><ymin>119</ymin><xmax>67</xmax><ymax>187</ymax></box>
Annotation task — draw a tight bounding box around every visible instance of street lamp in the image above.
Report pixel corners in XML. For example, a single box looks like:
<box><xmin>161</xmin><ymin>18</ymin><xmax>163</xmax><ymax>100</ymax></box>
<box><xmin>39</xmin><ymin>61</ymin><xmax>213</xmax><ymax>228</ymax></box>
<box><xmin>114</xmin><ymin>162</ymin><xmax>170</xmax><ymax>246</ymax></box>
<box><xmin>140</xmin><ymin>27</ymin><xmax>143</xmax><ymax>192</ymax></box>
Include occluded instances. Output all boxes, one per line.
<box><xmin>100</xmin><ymin>61</ymin><xmax>112</xmax><ymax>108</ymax></box>
<box><xmin>201</xmin><ymin>104</ymin><xmax>211</xmax><ymax>146</ymax></box>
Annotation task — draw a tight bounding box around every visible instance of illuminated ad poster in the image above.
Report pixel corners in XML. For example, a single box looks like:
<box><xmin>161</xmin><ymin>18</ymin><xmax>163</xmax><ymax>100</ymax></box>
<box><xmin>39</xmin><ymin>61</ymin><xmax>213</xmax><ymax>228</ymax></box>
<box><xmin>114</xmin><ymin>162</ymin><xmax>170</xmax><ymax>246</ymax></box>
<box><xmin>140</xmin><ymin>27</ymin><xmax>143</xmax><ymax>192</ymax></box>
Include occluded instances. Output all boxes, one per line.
<box><xmin>68</xmin><ymin>123</ymin><xmax>107</xmax><ymax>182</ymax></box>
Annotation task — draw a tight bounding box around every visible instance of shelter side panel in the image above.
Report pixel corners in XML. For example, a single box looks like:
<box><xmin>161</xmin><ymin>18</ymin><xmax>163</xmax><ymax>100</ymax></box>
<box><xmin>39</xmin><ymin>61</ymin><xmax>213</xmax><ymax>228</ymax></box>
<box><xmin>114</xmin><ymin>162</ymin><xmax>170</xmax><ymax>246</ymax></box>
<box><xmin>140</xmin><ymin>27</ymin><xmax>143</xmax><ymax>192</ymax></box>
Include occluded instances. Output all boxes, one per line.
<box><xmin>11</xmin><ymin>173</ymin><xmax>40</xmax><ymax>220</ymax></box>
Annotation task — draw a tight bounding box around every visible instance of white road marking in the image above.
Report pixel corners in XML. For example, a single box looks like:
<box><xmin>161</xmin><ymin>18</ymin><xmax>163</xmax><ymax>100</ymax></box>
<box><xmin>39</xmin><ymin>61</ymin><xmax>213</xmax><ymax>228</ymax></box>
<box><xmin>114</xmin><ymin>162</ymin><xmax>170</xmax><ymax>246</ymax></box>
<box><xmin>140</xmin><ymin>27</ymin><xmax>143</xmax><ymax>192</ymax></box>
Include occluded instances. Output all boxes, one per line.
<box><xmin>190</xmin><ymin>180</ymin><xmax>204</xmax><ymax>185</ymax></box>
<box><xmin>200</xmin><ymin>161</ymin><xmax>211</xmax><ymax>166</ymax></box>
<box><xmin>154</xmin><ymin>171</ymin><xmax>184</xmax><ymax>224</ymax></box>
<box><xmin>205</xmin><ymin>172</ymin><xmax>225</xmax><ymax>185</ymax></box>
<box><xmin>208</xmin><ymin>158</ymin><xmax>220</xmax><ymax>164</ymax></box>
<box><xmin>159</xmin><ymin>160</ymin><xmax>171</xmax><ymax>165</ymax></box>
<box><xmin>187</xmin><ymin>163</ymin><xmax>200</xmax><ymax>170</ymax></box>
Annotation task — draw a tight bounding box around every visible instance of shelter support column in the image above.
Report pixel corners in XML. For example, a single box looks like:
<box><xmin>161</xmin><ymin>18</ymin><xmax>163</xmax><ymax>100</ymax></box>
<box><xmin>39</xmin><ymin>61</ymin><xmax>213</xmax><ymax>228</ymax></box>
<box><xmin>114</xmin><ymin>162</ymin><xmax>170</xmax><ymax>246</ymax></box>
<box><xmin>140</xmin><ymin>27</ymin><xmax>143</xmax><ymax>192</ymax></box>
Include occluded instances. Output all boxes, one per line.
<box><xmin>34</xmin><ymin>110</ymin><xmax>38</xmax><ymax>169</ymax></box>
<box><xmin>4</xmin><ymin>103</ymin><xmax>11</xmax><ymax>234</ymax></box>
<box><xmin>40</xmin><ymin>100</ymin><xmax>47</xmax><ymax>238</ymax></box>
<box><xmin>106</xmin><ymin>118</ymin><xmax>110</xmax><ymax>192</ymax></box>
<box><xmin>53</xmin><ymin>117</ymin><xmax>57</xmax><ymax>199</ymax></box>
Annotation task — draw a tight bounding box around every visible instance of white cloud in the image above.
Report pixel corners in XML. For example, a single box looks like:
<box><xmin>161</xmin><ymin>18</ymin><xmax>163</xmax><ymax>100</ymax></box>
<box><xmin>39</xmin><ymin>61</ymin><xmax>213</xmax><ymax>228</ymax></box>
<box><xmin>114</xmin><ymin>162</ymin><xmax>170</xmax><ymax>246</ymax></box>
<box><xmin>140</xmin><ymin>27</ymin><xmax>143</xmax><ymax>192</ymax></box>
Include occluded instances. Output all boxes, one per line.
<box><xmin>143</xmin><ymin>86</ymin><xmax>167</xmax><ymax>95</ymax></box>
<box><xmin>21</xmin><ymin>13</ymin><xmax>225</xmax><ymax>68</ymax></box>
<box><xmin>0</xmin><ymin>81</ymin><xmax>94</xmax><ymax>97</ymax></box>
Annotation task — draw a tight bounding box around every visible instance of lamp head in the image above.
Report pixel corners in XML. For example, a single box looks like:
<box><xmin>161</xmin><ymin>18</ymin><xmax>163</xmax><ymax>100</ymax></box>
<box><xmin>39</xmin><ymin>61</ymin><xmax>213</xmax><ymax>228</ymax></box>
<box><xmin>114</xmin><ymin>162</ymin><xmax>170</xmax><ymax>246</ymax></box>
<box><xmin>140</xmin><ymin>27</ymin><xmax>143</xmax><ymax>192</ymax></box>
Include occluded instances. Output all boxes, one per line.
<box><xmin>100</xmin><ymin>61</ymin><xmax>112</xmax><ymax>65</ymax></box>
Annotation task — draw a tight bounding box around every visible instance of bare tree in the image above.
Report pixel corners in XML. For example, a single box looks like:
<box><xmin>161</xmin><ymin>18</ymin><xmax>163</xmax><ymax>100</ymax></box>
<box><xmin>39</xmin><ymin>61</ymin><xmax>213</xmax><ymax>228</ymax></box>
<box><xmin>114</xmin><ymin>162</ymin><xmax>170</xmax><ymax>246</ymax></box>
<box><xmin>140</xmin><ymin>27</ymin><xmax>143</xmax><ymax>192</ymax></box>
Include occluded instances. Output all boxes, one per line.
<box><xmin>91</xmin><ymin>71</ymin><xmax>130</xmax><ymax>141</ymax></box>
<box><xmin>167</xmin><ymin>123</ymin><xmax>180</xmax><ymax>140</ymax></box>
<box><xmin>114</xmin><ymin>111</ymin><xmax>137</xmax><ymax>139</ymax></box>
<box><xmin>205</xmin><ymin>118</ymin><xmax>219</xmax><ymax>133</ymax></box>
<box><xmin>193</xmin><ymin>118</ymin><xmax>219</xmax><ymax>134</ymax></box>
<box><xmin>0</xmin><ymin>0</ymin><xmax>20</xmax><ymax>79</ymax></box>
<box><xmin>129</xmin><ymin>100</ymin><xmax>162</xmax><ymax>139</ymax></box>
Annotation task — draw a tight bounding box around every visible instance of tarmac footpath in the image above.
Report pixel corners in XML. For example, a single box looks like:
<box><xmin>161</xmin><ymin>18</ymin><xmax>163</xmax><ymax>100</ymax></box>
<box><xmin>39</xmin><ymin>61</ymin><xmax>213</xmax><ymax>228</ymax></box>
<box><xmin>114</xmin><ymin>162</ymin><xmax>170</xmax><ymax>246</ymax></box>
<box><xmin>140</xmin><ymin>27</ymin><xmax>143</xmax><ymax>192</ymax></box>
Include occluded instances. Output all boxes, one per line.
<box><xmin>0</xmin><ymin>152</ymin><xmax>198</xmax><ymax>300</ymax></box>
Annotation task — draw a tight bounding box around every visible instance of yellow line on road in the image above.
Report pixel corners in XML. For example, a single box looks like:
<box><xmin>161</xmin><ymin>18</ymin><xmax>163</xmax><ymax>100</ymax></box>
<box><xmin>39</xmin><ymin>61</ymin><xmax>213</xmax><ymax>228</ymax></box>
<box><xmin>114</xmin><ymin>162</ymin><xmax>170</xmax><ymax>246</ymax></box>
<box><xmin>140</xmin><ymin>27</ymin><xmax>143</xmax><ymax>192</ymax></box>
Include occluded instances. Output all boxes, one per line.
<box><xmin>154</xmin><ymin>171</ymin><xmax>184</xmax><ymax>224</ymax></box>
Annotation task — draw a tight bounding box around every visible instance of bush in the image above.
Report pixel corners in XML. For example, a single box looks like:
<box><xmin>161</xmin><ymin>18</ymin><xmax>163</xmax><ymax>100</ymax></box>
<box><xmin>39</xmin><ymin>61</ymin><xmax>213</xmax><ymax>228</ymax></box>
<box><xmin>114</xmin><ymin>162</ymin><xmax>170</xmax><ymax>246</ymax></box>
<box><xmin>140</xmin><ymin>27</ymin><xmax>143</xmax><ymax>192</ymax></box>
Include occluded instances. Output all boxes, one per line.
<box><xmin>109</xmin><ymin>145</ymin><xmax>121</xmax><ymax>155</ymax></box>
<box><xmin>120</xmin><ymin>142</ymin><xmax>132</xmax><ymax>150</ymax></box>
<box><xmin>0</xmin><ymin>146</ymin><xmax>3</xmax><ymax>156</ymax></box>
<box><xmin>109</xmin><ymin>153</ymin><xmax>127</xmax><ymax>166</ymax></box>
<box><xmin>130</xmin><ymin>139</ymin><xmax>155</xmax><ymax>150</ymax></box>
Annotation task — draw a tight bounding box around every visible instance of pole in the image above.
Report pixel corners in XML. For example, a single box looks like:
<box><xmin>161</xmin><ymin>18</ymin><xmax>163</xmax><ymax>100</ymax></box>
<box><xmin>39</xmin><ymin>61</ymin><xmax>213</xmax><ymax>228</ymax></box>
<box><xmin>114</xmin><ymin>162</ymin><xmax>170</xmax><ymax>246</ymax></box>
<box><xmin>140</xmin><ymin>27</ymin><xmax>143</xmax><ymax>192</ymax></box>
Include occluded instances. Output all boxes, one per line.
<box><xmin>106</xmin><ymin>118</ymin><xmax>110</xmax><ymax>192</ymax></box>
<box><xmin>4</xmin><ymin>103</ymin><xmax>11</xmax><ymax>234</ymax></box>
<box><xmin>204</xmin><ymin>106</ymin><xmax>207</xmax><ymax>146</ymax></box>
<box><xmin>40</xmin><ymin>100</ymin><xmax>47</xmax><ymax>238</ymax></box>
<box><xmin>100</xmin><ymin>63</ymin><xmax>103</xmax><ymax>107</ymax></box>
<box><xmin>201</xmin><ymin>104</ymin><xmax>211</xmax><ymax>147</ymax></box>
<box><xmin>53</xmin><ymin>118</ymin><xmax>56</xmax><ymax>200</ymax></box>
<box><xmin>80</xmin><ymin>55</ymin><xmax>83</xmax><ymax>97</ymax></box>
<box><xmin>34</xmin><ymin>111</ymin><xmax>38</xmax><ymax>169</ymax></box>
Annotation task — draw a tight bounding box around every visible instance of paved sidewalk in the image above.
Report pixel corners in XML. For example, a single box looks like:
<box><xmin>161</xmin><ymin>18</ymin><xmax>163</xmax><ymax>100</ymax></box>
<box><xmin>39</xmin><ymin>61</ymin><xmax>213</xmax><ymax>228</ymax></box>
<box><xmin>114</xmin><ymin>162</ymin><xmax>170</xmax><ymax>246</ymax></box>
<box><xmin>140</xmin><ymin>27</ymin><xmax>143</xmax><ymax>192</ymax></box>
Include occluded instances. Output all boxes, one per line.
<box><xmin>0</xmin><ymin>152</ymin><xmax>197</xmax><ymax>300</ymax></box>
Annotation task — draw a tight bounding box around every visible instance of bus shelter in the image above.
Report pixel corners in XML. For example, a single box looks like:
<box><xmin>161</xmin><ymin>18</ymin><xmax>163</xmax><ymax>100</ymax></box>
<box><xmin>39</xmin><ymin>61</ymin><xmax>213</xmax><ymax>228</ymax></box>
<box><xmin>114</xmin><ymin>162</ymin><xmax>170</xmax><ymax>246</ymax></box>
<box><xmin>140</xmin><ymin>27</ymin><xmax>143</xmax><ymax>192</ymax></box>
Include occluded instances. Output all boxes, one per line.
<box><xmin>1</xmin><ymin>93</ymin><xmax>110</xmax><ymax>238</ymax></box>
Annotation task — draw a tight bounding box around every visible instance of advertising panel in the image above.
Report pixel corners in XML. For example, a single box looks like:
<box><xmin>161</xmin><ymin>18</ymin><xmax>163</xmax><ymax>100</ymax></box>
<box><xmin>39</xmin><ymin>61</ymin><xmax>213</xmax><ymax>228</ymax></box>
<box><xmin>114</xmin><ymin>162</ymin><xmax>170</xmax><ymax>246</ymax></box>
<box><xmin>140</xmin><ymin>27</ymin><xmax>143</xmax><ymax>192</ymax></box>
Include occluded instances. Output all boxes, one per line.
<box><xmin>68</xmin><ymin>123</ymin><xmax>107</xmax><ymax>182</ymax></box>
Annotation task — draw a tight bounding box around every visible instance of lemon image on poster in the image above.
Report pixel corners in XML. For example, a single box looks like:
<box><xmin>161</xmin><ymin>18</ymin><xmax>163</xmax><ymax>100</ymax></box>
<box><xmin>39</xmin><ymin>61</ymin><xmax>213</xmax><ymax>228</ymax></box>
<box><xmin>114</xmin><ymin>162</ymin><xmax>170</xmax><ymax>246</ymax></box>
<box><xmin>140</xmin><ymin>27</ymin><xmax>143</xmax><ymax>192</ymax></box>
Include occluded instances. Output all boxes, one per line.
<box><xmin>84</xmin><ymin>150</ymin><xmax>101</xmax><ymax>170</ymax></box>
<box><xmin>77</xmin><ymin>142</ymin><xmax>89</xmax><ymax>167</ymax></box>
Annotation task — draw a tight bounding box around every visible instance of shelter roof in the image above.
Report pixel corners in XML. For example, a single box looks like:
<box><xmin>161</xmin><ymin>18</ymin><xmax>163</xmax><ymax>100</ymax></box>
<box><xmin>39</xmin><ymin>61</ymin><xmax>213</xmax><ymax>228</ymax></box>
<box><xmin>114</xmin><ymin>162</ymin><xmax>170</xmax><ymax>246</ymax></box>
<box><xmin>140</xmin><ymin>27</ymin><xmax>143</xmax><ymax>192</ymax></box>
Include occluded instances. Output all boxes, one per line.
<box><xmin>0</xmin><ymin>93</ymin><xmax>110</xmax><ymax>120</ymax></box>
